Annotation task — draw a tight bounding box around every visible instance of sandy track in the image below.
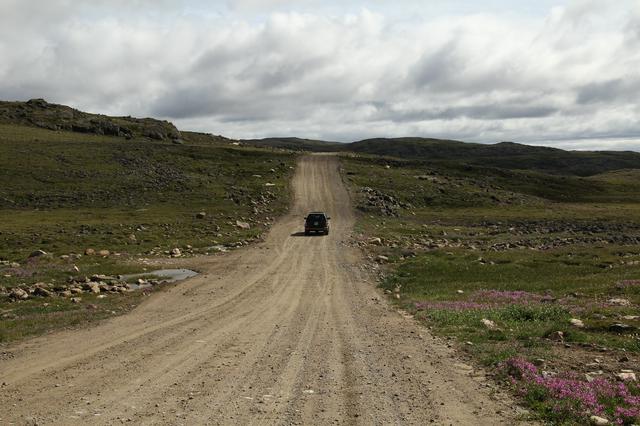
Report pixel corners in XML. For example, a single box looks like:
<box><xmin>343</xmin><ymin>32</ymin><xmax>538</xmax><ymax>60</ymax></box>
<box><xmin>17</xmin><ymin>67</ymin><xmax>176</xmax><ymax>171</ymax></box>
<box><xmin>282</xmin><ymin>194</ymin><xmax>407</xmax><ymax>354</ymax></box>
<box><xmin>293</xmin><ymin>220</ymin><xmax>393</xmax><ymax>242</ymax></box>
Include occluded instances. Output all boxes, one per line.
<box><xmin>0</xmin><ymin>155</ymin><xmax>526</xmax><ymax>425</ymax></box>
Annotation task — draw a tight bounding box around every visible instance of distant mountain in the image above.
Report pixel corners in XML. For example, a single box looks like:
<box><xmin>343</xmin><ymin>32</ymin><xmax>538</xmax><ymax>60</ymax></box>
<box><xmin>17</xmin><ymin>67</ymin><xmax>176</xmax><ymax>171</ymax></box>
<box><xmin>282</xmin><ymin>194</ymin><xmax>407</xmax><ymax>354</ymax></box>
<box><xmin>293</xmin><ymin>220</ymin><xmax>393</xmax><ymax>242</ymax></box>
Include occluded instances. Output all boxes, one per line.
<box><xmin>0</xmin><ymin>99</ymin><xmax>182</xmax><ymax>142</ymax></box>
<box><xmin>3</xmin><ymin>98</ymin><xmax>639</xmax><ymax>176</ymax></box>
<box><xmin>346</xmin><ymin>138</ymin><xmax>640</xmax><ymax>176</ymax></box>
<box><xmin>241</xmin><ymin>137</ymin><xmax>341</xmax><ymax>152</ymax></box>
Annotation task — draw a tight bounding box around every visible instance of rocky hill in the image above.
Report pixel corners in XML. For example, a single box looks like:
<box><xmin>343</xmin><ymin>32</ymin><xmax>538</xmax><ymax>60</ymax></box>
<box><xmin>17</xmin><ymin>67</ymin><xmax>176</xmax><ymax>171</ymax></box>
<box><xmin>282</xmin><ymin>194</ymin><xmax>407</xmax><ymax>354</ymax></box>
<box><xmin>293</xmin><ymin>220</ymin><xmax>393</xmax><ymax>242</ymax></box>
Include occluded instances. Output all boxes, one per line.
<box><xmin>0</xmin><ymin>98</ymin><xmax>182</xmax><ymax>142</ymax></box>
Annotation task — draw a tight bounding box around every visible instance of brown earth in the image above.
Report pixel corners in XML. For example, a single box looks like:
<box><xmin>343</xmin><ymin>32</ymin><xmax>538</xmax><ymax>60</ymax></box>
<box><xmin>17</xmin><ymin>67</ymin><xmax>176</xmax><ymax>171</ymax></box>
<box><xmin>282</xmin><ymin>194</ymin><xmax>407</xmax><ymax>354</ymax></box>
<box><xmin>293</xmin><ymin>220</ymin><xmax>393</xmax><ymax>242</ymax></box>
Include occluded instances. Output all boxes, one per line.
<box><xmin>0</xmin><ymin>155</ymin><xmax>529</xmax><ymax>425</ymax></box>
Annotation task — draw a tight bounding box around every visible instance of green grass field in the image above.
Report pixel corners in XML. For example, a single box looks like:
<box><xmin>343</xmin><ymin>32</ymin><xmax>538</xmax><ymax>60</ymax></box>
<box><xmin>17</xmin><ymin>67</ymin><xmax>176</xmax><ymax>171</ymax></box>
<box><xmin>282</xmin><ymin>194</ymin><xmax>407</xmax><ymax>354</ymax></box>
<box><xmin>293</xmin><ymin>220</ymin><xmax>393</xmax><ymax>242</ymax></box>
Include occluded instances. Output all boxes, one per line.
<box><xmin>0</xmin><ymin>123</ymin><xmax>295</xmax><ymax>342</ymax></box>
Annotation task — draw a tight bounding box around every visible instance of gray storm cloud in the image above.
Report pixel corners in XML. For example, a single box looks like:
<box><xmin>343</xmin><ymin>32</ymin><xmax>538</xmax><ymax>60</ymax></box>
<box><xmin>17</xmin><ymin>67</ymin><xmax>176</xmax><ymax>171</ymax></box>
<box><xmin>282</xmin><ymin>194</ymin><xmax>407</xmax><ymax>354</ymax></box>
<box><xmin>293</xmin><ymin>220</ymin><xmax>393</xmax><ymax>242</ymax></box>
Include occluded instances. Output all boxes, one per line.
<box><xmin>0</xmin><ymin>0</ymin><xmax>639</xmax><ymax>149</ymax></box>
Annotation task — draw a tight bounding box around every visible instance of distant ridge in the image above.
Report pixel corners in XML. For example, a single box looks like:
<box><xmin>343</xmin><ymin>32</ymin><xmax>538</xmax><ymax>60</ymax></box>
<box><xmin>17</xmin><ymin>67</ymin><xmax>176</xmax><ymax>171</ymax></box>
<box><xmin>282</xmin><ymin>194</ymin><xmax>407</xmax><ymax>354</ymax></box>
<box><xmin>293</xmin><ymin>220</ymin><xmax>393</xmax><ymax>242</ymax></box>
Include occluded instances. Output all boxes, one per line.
<box><xmin>2</xmin><ymin>98</ymin><xmax>639</xmax><ymax>176</ymax></box>
<box><xmin>241</xmin><ymin>137</ymin><xmax>342</xmax><ymax>152</ymax></box>
<box><xmin>345</xmin><ymin>137</ymin><xmax>640</xmax><ymax>176</ymax></box>
<box><xmin>0</xmin><ymin>99</ymin><xmax>182</xmax><ymax>142</ymax></box>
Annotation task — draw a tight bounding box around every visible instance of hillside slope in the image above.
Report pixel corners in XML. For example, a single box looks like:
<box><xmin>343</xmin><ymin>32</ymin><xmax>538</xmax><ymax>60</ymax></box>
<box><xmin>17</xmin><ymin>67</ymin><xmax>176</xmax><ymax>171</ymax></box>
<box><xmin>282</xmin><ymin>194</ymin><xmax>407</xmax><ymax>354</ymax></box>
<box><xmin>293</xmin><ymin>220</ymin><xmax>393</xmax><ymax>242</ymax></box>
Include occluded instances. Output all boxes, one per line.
<box><xmin>0</xmin><ymin>99</ymin><xmax>182</xmax><ymax>142</ymax></box>
<box><xmin>347</xmin><ymin>138</ymin><xmax>640</xmax><ymax>176</ymax></box>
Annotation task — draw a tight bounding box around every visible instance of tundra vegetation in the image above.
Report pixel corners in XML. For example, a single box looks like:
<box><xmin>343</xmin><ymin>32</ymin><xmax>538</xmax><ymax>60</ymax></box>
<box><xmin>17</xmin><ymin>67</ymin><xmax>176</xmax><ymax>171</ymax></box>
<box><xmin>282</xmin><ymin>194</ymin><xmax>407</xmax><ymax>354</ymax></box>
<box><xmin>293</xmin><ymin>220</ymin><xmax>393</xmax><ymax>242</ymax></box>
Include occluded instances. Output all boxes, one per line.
<box><xmin>0</xmin><ymin>101</ymin><xmax>294</xmax><ymax>342</ymax></box>
<box><xmin>341</xmin><ymin>152</ymin><xmax>640</xmax><ymax>425</ymax></box>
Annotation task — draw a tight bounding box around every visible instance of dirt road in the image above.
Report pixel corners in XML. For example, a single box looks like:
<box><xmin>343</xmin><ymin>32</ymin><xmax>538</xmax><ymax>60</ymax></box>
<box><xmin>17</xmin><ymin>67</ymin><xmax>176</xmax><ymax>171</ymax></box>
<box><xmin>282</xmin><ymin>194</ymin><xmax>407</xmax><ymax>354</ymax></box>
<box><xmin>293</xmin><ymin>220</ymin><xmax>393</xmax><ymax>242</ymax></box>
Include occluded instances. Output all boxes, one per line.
<box><xmin>0</xmin><ymin>155</ymin><xmax>525</xmax><ymax>425</ymax></box>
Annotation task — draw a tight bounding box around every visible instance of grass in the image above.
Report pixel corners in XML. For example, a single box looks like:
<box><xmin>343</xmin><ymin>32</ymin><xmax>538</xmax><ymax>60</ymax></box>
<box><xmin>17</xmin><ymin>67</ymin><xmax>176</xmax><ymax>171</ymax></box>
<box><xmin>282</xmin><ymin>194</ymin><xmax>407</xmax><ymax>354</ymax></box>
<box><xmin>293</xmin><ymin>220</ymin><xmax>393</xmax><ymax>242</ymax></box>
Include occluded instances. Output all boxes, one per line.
<box><xmin>340</xmin><ymin>153</ymin><xmax>640</xmax><ymax>424</ymax></box>
<box><xmin>0</xmin><ymin>124</ymin><xmax>295</xmax><ymax>263</ymax></box>
<box><xmin>0</xmin><ymin>289</ymin><xmax>146</xmax><ymax>343</ymax></box>
<box><xmin>0</xmin><ymin>123</ymin><xmax>296</xmax><ymax>343</ymax></box>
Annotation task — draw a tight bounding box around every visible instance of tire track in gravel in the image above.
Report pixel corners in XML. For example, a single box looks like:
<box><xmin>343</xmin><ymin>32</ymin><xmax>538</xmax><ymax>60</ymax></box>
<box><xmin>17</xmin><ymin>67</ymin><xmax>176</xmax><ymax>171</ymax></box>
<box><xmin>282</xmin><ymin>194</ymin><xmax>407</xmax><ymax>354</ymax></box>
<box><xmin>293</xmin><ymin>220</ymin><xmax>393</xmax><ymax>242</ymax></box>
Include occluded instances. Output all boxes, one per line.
<box><xmin>0</xmin><ymin>154</ymin><xmax>530</xmax><ymax>425</ymax></box>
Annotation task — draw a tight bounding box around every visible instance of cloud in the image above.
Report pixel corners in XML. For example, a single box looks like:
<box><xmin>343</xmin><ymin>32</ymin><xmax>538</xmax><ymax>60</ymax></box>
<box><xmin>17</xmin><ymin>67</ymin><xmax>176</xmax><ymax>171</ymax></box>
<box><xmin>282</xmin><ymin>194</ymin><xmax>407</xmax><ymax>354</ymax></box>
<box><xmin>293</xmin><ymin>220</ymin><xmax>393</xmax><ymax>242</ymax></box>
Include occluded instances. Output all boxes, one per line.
<box><xmin>0</xmin><ymin>0</ymin><xmax>639</xmax><ymax>150</ymax></box>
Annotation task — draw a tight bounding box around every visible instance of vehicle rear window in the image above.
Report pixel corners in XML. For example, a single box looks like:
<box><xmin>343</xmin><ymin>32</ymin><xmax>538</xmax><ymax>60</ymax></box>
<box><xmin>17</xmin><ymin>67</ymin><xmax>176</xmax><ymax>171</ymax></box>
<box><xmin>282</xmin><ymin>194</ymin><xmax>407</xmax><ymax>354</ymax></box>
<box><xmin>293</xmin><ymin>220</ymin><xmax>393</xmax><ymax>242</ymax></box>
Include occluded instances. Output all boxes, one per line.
<box><xmin>307</xmin><ymin>214</ymin><xmax>325</xmax><ymax>223</ymax></box>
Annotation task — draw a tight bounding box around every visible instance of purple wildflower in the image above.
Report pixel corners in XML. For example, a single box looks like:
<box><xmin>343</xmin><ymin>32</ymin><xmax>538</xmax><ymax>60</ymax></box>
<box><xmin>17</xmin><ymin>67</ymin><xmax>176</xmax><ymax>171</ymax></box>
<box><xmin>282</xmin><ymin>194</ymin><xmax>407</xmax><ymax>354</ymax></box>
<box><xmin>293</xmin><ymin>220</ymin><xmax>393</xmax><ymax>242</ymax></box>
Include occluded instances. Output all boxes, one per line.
<box><xmin>414</xmin><ymin>301</ymin><xmax>493</xmax><ymax>311</ymax></box>
<box><xmin>500</xmin><ymin>358</ymin><xmax>640</xmax><ymax>425</ymax></box>
<box><xmin>472</xmin><ymin>290</ymin><xmax>546</xmax><ymax>305</ymax></box>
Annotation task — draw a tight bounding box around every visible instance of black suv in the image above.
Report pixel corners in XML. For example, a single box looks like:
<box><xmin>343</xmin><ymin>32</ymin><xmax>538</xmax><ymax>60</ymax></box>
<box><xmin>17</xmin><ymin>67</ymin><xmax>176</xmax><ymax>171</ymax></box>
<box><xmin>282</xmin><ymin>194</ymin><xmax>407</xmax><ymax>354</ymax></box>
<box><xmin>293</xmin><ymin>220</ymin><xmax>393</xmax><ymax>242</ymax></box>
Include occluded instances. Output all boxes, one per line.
<box><xmin>304</xmin><ymin>212</ymin><xmax>330</xmax><ymax>235</ymax></box>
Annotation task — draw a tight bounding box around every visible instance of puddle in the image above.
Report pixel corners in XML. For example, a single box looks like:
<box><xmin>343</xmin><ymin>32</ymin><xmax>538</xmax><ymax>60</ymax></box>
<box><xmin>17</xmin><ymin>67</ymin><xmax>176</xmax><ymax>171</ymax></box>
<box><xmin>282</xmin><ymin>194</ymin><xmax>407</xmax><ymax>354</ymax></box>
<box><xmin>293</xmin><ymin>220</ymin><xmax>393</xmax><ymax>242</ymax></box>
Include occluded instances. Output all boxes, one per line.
<box><xmin>122</xmin><ymin>269</ymin><xmax>198</xmax><ymax>289</ymax></box>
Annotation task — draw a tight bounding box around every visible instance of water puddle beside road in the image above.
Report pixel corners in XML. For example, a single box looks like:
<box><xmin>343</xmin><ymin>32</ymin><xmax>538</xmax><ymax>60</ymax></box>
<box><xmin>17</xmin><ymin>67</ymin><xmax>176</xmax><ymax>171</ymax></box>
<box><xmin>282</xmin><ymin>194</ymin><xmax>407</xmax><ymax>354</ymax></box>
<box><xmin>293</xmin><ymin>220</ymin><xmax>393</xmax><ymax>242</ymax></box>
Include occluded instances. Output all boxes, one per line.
<box><xmin>122</xmin><ymin>269</ymin><xmax>198</xmax><ymax>289</ymax></box>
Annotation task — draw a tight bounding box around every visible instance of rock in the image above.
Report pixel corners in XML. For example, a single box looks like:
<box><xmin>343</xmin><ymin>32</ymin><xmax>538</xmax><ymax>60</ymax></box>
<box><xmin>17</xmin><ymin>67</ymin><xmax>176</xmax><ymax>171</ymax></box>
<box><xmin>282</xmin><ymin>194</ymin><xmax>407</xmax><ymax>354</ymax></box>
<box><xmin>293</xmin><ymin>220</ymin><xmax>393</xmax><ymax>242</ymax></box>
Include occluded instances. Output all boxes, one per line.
<box><xmin>369</xmin><ymin>237</ymin><xmax>382</xmax><ymax>245</ymax></box>
<box><xmin>34</xmin><ymin>287</ymin><xmax>53</xmax><ymax>297</ymax></box>
<box><xmin>85</xmin><ymin>248</ymin><xmax>95</xmax><ymax>256</ymax></box>
<box><xmin>90</xmin><ymin>274</ymin><xmax>116</xmax><ymax>282</ymax></box>
<box><xmin>170</xmin><ymin>248</ymin><xmax>181</xmax><ymax>257</ymax></box>
<box><xmin>569</xmin><ymin>318</ymin><xmax>585</xmax><ymax>328</ymax></box>
<box><xmin>585</xmin><ymin>371</ymin><xmax>604</xmax><ymax>382</ymax></box>
<box><xmin>83</xmin><ymin>283</ymin><xmax>100</xmax><ymax>294</ymax></box>
<box><xmin>128</xmin><ymin>234</ymin><xmax>137</xmax><ymax>241</ymax></box>
<box><xmin>70</xmin><ymin>297</ymin><xmax>82</xmax><ymax>304</ymax></box>
<box><xmin>607</xmin><ymin>298</ymin><xmax>631</xmax><ymax>307</ymax></box>
<box><xmin>236</xmin><ymin>220</ymin><xmax>251</xmax><ymax>230</ymax></box>
<box><xmin>9</xmin><ymin>262</ymin><xmax>20</xmax><ymax>268</ymax></box>
<box><xmin>265</xmin><ymin>183</ymin><xmax>275</xmax><ymax>187</ymax></box>
<box><xmin>60</xmin><ymin>290</ymin><xmax>73</xmax><ymax>297</ymax></box>
<box><xmin>457</xmin><ymin>290</ymin><xmax>464</xmax><ymax>294</ymax></box>
<box><xmin>481</xmin><ymin>318</ymin><xmax>498</xmax><ymax>330</ymax></box>
<box><xmin>98</xmin><ymin>250</ymin><xmax>110</xmax><ymax>257</ymax></box>
<box><xmin>622</xmin><ymin>315</ymin><xmax>639</xmax><ymax>320</ymax></box>
<box><xmin>616</xmin><ymin>371</ymin><xmax>637</xmax><ymax>381</ymax></box>
<box><xmin>29</xmin><ymin>249</ymin><xmax>48</xmax><ymax>258</ymax></box>
<box><xmin>9</xmin><ymin>288</ymin><xmax>29</xmax><ymax>300</ymax></box>
<box><xmin>376</xmin><ymin>255</ymin><xmax>389</xmax><ymax>263</ymax></box>
<box><xmin>196</xmin><ymin>212</ymin><xmax>207</xmax><ymax>219</ymax></box>
<box><xmin>609</xmin><ymin>323</ymin><xmax>635</xmax><ymax>333</ymax></box>
<box><xmin>549</xmin><ymin>331</ymin><xmax>564</xmax><ymax>341</ymax></box>
<box><xmin>590</xmin><ymin>415</ymin><xmax>609</xmax><ymax>425</ymax></box>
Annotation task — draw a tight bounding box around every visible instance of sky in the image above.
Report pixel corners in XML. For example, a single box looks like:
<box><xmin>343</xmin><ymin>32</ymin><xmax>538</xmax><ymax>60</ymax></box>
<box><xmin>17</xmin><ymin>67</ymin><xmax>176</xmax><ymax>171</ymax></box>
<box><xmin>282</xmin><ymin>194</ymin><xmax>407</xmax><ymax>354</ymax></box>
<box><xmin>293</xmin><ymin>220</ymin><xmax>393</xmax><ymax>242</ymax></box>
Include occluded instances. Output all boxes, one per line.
<box><xmin>1</xmin><ymin>0</ymin><xmax>639</xmax><ymax>150</ymax></box>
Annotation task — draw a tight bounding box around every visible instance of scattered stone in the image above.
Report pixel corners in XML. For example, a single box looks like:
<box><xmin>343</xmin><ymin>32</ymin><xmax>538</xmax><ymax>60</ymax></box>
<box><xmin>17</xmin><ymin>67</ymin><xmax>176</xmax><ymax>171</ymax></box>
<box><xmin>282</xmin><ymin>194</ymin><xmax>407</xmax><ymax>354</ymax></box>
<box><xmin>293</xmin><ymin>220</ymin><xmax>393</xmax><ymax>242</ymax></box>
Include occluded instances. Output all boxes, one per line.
<box><xmin>70</xmin><ymin>297</ymin><xmax>82</xmax><ymax>304</ymax></box>
<box><xmin>590</xmin><ymin>415</ymin><xmax>609</xmax><ymax>425</ymax></box>
<box><xmin>60</xmin><ymin>290</ymin><xmax>73</xmax><ymax>297</ymax></box>
<box><xmin>457</xmin><ymin>290</ymin><xmax>464</xmax><ymax>294</ymax></box>
<box><xmin>236</xmin><ymin>220</ymin><xmax>251</xmax><ymax>230</ymax></box>
<box><xmin>9</xmin><ymin>288</ymin><xmax>29</xmax><ymax>300</ymax></box>
<box><xmin>585</xmin><ymin>371</ymin><xmax>604</xmax><ymax>382</ymax></box>
<box><xmin>128</xmin><ymin>234</ymin><xmax>137</xmax><ymax>241</ymax></box>
<box><xmin>607</xmin><ymin>298</ymin><xmax>631</xmax><ymax>307</ymax></box>
<box><xmin>29</xmin><ymin>249</ymin><xmax>48</xmax><ymax>258</ymax></box>
<box><xmin>9</xmin><ymin>262</ymin><xmax>20</xmax><ymax>268</ymax></box>
<box><xmin>622</xmin><ymin>315</ymin><xmax>639</xmax><ymax>320</ymax></box>
<box><xmin>369</xmin><ymin>237</ymin><xmax>382</xmax><ymax>245</ymax></box>
<box><xmin>569</xmin><ymin>318</ymin><xmax>585</xmax><ymax>328</ymax></box>
<box><xmin>98</xmin><ymin>250</ymin><xmax>110</xmax><ymax>257</ymax></box>
<box><xmin>83</xmin><ymin>283</ymin><xmax>100</xmax><ymax>294</ymax></box>
<box><xmin>170</xmin><ymin>248</ymin><xmax>182</xmax><ymax>257</ymax></box>
<box><xmin>91</xmin><ymin>274</ymin><xmax>116</xmax><ymax>282</ymax></box>
<box><xmin>85</xmin><ymin>248</ymin><xmax>96</xmax><ymax>256</ymax></box>
<box><xmin>609</xmin><ymin>323</ymin><xmax>635</xmax><ymax>333</ymax></box>
<box><xmin>376</xmin><ymin>255</ymin><xmax>389</xmax><ymax>263</ymax></box>
<box><xmin>549</xmin><ymin>331</ymin><xmax>564</xmax><ymax>341</ymax></box>
<box><xmin>34</xmin><ymin>287</ymin><xmax>53</xmax><ymax>297</ymax></box>
<box><xmin>481</xmin><ymin>318</ymin><xmax>498</xmax><ymax>330</ymax></box>
<box><xmin>196</xmin><ymin>212</ymin><xmax>207</xmax><ymax>219</ymax></box>
<box><xmin>616</xmin><ymin>371</ymin><xmax>637</xmax><ymax>381</ymax></box>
